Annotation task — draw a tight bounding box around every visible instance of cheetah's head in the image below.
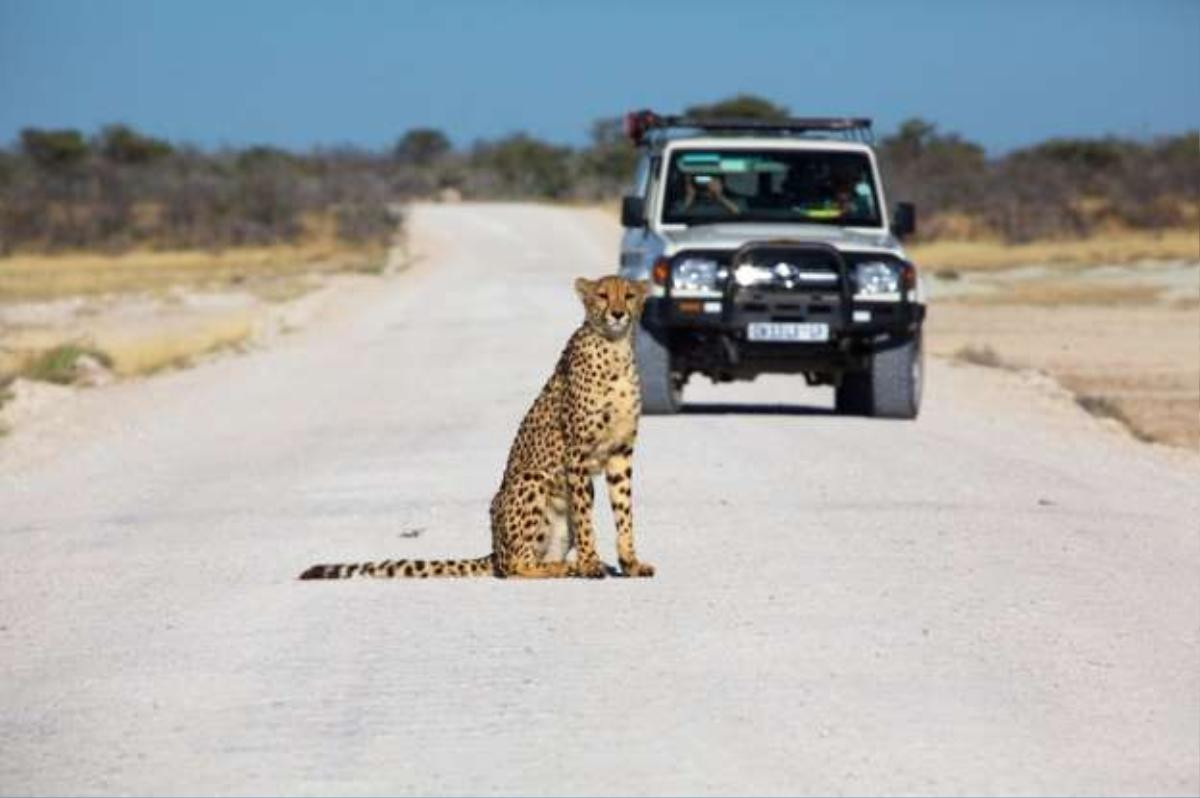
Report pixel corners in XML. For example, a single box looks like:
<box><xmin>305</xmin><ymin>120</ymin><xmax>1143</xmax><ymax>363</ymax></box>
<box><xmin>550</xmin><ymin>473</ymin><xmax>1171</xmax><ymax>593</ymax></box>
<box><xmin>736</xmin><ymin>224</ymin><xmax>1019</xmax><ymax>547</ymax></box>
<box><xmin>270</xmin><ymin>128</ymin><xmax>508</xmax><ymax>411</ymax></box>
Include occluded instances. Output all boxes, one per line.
<box><xmin>575</xmin><ymin>276</ymin><xmax>650</xmax><ymax>340</ymax></box>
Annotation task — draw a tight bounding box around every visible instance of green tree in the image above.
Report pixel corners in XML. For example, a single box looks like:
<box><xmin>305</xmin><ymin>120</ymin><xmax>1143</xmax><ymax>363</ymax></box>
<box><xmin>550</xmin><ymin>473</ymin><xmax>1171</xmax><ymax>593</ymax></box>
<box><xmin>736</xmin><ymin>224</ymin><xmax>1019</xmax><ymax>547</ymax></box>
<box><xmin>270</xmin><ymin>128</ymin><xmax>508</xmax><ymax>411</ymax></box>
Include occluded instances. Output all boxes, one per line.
<box><xmin>881</xmin><ymin>118</ymin><xmax>936</xmax><ymax>163</ymax></box>
<box><xmin>683</xmin><ymin>94</ymin><xmax>790</xmax><ymax>120</ymax></box>
<box><xmin>1158</xmin><ymin>130</ymin><xmax>1199</xmax><ymax>162</ymax></box>
<box><xmin>880</xmin><ymin>118</ymin><xmax>984</xmax><ymax>172</ymax></box>
<box><xmin>579</xmin><ymin>117</ymin><xmax>638</xmax><ymax>185</ymax></box>
<box><xmin>20</xmin><ymin>128</ymin><xmax>88</xmax><ymax>168</ymax></box>
<box><xmin>0</xmin><ymin>149</ymin><xmax>18</xmax><ymax>186</ymax></box>
<box><xmin>875</xmin><ymin>118</ymin><xmax>988</xmax><ymax>239</ymax></box>
<box><xmin>394</xmin><ymin>128</ymin><xmax>452</xmax><ymax>166</ymax></box>
<box><xmin>97</xmin><ymin>124</ymin><xmax>173</xmax><ymax>164</ymax></box>
<box><xmin>234</xmin><ymin>145</ymin><xmax>299</xmax><ymax>172</ymax></box>
<box><xmin>1011</xmin><ymin>137</ymin><xmax>1132</xmax><ymax>170</ymax></box>
<box><xmin>471</xmin><ymin>134</ymin><xmax>572</xmax><ymax>198</ymax></box>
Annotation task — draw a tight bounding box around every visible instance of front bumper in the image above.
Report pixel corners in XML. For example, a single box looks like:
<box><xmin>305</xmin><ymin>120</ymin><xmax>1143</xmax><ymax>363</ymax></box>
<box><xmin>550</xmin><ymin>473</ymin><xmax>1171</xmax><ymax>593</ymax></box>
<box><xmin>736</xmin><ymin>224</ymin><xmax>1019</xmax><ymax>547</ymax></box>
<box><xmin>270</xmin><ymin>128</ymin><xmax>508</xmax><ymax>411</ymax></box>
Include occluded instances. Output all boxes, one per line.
<box><xmin>645</xmin><ymin>293</ymin><xmax>924</xmax><ymax>341</ymax></box>
<box><xmin>643</xmin><ymin>242</ymin><xmax>925</xmax><ymax>377</ymax></box>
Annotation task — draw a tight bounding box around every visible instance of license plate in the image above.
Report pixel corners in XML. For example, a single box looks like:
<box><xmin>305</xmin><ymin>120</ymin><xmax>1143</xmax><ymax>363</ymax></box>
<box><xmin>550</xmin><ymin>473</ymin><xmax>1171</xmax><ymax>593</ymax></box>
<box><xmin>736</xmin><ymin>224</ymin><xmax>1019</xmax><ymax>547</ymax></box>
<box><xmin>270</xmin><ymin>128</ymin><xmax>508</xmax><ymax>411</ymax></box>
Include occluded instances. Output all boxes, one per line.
<box><xmin>746</xmin><ymin>322</ymin><xmax>829</xmax><ymax>342</ymax></box>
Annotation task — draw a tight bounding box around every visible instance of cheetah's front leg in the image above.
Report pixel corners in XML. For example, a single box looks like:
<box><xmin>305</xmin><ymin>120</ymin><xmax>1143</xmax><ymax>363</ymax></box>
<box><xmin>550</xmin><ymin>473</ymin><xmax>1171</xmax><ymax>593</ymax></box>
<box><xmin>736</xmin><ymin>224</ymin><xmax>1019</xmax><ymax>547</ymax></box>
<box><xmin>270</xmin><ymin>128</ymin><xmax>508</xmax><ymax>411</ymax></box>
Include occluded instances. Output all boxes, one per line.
<box><xmin>566</xmin><ymin>455</ymin><xmax>605</xmax><ymax>578</ymax></box>
<box><xmin>605</xmin><ymin>449</ymin><xmax>654</xmax><ymax>577</ymax></box>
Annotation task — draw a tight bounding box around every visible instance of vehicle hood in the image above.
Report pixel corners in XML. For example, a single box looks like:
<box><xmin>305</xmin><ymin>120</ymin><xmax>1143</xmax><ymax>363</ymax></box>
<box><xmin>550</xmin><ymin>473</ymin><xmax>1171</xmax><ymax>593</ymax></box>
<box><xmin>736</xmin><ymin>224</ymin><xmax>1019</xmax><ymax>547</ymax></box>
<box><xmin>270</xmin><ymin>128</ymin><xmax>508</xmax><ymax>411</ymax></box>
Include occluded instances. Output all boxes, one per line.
<box><xmin>661</xmin><ymin>223</ymin><xmax>902</xmax><ymax>254</ymax></box>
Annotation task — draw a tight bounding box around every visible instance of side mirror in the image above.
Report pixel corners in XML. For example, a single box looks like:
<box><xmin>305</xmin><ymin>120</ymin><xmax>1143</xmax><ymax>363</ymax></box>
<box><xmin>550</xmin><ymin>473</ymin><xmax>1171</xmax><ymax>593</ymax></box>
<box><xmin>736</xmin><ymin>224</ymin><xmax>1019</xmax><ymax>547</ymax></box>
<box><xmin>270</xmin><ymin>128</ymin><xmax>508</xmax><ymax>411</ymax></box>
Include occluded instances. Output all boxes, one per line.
<box><xmin>892</xmin><ymin>202</ymin><xmax>916</xmax><ymax>239</ymax></box>
<box><xmin>621</xmin><ymin>195</ymin><xmax>645</xmax><ymax>228</ymax></box>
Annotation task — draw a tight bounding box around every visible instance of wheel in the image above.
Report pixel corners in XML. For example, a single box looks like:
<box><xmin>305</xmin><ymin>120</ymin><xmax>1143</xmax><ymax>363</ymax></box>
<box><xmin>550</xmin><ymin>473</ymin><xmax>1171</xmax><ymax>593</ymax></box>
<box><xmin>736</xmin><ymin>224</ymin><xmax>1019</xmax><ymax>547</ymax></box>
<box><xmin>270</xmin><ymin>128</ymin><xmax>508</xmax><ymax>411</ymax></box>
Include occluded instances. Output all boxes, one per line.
<box><xmin>871</xmin><ymin>332</ymin><xmax>923</xmax><ymax>418</ymax></box>
<box><xmin>835</xmin><ymin>332</ymin><xmax>923</xmax><ymax>419</ymax></box>
<box><xmin>834</xmin><ymin>369</ymin><xmax>872</xmax><ymax>415</ymax></box>
<box><xmin>634</xmin><ymin>324</ymin><xmax>682</xmax><ymax>415</ymax></box>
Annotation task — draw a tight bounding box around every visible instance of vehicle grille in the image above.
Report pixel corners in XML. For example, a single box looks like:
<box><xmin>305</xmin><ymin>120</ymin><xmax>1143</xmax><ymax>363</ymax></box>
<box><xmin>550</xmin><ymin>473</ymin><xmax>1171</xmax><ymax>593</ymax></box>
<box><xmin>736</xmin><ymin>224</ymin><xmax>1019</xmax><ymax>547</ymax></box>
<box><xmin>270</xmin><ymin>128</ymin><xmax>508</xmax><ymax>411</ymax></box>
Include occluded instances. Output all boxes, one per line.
<box><xmin>729</xmin><ymin>245</ymin><xmax>848</xmax><ymax>323</ymax></box>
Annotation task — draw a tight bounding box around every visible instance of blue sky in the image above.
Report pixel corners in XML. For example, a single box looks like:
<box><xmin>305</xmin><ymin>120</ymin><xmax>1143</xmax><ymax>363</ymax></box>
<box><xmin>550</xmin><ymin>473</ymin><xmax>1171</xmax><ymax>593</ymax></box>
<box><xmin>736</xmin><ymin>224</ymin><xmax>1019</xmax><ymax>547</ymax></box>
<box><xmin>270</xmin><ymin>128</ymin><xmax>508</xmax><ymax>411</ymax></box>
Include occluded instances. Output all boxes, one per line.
<box><xmin>1</xmin><ymin>0</ymin><xmax>1197</xmax><ymax>154</ymax></box>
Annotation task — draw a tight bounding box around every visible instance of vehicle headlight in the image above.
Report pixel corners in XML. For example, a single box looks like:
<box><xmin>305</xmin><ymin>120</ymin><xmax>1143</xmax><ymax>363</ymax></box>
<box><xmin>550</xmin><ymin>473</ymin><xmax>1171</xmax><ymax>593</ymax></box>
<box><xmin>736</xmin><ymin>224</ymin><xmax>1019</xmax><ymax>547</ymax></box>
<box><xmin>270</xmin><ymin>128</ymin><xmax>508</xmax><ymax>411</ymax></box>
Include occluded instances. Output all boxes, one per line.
<box><xmin>674</xmin><ymin>257</ymin><xmax>720</xmax><ymax>291</ymax></box>
<box><xmin>854</xmin><ymin>260</ymin><xmax>901</xmax><ymax>295</ymax></box>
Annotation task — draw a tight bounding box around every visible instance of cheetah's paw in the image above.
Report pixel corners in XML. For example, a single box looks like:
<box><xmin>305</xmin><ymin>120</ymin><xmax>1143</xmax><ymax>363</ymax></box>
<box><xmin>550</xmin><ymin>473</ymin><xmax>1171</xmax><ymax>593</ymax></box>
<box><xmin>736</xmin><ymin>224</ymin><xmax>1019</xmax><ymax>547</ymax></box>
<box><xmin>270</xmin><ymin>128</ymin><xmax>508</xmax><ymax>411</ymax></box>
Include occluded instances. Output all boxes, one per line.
<box><xmin>574</xmin><ymin>557</ymin><xmax>608</xmax><ymax>579</ymax></box>
<box><xmin>621</xmin><ymin>560</ymin><xmax>655</xmax><ymax>578</ymax></box>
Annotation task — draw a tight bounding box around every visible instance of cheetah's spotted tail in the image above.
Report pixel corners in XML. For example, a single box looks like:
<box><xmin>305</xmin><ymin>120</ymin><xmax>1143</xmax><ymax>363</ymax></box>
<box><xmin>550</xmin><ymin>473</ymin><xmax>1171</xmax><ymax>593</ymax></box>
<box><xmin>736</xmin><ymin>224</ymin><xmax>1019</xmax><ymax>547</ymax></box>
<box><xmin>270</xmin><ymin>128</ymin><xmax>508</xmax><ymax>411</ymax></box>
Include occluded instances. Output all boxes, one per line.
<box><xmin>298</xmin><ymin>554</ymin><xmax>494</xmax><ymax>580</ymax></box>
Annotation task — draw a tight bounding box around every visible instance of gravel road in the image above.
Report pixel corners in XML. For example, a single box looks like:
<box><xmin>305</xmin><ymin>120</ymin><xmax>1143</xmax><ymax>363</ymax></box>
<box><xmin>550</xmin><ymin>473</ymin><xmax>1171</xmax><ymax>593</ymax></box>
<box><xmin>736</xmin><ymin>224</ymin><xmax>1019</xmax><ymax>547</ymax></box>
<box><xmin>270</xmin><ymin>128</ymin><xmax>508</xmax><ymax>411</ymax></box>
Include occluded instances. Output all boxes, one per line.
<box><xmin>2</xmin><ymin>203</ymin><xmax>1197</xmax><ymax>796</ymax></box>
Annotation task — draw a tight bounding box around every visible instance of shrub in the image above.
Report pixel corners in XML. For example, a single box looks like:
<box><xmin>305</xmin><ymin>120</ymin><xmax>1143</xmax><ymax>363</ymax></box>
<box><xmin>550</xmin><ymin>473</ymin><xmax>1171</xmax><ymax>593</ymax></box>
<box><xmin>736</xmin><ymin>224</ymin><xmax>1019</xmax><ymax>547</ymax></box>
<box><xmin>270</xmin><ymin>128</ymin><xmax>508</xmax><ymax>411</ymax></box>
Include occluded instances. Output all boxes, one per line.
<box><xmin>953</xmin><ymin>345</ymin><xmax>1008</xmax><ymax>369</ymax></box>
<box><xmin>98</xmin><ymin>124</ymin><xmax>173</xmax><ymax>165</ymax></box>
<box><xmin>393</xmin><ymin>128</ymin><xmax>451</xmax><ymax>167</ymax></box>
<box><xmin>20</xmin><ymin>128</ymin><xmax>88</xmax><ymax>169</ymax></box>
<box><xmin>683</xmin><ymin>94</ymin><xmax>790</xmax><ymax>120</ymax></box>
<box><xmin>23</xmin><ymin>344</ymin><xmax>113</xmax><ymax>385</ymax></box>
<box><xmin>469</xmin><ymin>134</ymin><xmax>573</xmax><ymax>199</ymax></box>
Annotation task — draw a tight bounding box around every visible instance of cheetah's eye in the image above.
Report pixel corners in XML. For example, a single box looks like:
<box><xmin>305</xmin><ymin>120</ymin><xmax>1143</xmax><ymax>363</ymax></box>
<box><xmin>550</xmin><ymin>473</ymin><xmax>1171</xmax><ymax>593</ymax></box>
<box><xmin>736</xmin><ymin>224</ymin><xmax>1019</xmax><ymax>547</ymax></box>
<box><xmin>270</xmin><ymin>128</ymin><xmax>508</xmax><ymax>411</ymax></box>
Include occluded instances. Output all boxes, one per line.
<box><xmin>624</xmin><ymin>292</ymin><xmax>634</xmax><ymax>301</ymax></box>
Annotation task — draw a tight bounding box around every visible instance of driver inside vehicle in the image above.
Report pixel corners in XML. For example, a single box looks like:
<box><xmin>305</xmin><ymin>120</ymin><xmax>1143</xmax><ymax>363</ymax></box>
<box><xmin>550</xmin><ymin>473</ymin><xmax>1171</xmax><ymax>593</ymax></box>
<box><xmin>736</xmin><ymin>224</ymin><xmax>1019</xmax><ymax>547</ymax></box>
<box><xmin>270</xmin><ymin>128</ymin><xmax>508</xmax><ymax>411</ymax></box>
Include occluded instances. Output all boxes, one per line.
<box><xmin>674</xmin><ymin>172</ymin><xmax>745</xmax><ymax>216</ymax></box>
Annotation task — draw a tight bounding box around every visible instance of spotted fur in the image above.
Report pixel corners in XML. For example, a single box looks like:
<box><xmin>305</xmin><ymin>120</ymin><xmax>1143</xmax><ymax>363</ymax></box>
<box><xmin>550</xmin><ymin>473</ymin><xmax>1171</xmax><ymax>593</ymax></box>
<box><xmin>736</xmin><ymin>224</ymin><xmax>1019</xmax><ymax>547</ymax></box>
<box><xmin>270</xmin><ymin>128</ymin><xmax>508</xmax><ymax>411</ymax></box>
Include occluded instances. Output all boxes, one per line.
<box><xmin>299</xmin><ymin>275</ymin><xmax>655</xmax><ymax>580</ymax></box>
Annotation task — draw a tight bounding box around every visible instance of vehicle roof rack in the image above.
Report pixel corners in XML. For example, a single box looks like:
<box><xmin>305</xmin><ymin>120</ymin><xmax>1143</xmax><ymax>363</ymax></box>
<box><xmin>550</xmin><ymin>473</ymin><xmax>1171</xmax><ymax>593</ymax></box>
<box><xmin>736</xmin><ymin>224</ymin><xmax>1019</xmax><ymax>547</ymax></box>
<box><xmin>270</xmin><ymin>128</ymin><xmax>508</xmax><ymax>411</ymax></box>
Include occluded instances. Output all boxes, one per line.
<box><xmin>623</xmin><ymin>110</ymin><xmax>874</xmax><ymax>146</ymax></box>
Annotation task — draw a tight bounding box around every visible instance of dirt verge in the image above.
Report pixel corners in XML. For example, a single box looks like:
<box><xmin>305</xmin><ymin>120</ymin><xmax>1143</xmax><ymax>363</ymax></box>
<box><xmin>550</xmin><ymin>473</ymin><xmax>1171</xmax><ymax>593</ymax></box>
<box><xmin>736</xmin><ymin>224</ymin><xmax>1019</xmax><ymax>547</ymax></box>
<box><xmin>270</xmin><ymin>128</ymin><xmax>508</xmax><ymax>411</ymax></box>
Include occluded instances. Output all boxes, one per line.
<box><xmin>0</xmin><ymin>239</ymin><xmax>408</xmax><ymax>434</ymax></box>
<box><xmin>928</xmin><ymin>259</ymin><xmax>1199</xmax><ymax>449</ymax></box>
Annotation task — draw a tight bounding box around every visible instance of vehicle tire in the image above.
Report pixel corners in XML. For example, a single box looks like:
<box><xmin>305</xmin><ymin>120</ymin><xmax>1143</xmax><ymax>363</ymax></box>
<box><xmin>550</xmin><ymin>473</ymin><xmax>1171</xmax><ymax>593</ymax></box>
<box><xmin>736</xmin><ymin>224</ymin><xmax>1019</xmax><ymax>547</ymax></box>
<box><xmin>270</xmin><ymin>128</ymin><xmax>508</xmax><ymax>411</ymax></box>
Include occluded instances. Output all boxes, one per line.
<box><xmin>835</xmin><ymin>333</ymin><xmax>923</xmax><ymax>419</ymax></box>
<box><xmin>634</xmin><ymin>325</ymin><xmax>682</xmax><ymax>415</ymax></box>
<box><xmin>834</xmin><ymin>369</ymin><xmax>872</xmax><ymax>416</ymax></box>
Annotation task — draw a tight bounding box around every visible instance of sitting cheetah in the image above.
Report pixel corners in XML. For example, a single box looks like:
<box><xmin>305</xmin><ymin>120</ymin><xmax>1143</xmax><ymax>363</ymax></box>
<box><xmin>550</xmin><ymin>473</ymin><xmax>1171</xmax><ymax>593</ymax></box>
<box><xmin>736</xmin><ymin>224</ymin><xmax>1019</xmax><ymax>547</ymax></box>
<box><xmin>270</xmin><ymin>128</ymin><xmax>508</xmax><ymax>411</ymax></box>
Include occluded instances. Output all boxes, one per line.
<box><xmin>299</xmin><ymin>275</ymin><xmax>654</xmax><ymax>580</ymax></box>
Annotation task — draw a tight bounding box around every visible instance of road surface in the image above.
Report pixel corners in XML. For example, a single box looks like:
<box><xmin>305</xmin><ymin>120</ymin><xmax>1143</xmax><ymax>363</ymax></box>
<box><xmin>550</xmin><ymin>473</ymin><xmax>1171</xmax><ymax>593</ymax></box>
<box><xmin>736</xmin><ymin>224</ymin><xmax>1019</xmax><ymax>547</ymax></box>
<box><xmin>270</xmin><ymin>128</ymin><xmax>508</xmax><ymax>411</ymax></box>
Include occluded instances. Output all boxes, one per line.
<box><xmin>2</xmin><ymin>203</ymin><xmax>1197</xmax><ymax>795</ymax></box>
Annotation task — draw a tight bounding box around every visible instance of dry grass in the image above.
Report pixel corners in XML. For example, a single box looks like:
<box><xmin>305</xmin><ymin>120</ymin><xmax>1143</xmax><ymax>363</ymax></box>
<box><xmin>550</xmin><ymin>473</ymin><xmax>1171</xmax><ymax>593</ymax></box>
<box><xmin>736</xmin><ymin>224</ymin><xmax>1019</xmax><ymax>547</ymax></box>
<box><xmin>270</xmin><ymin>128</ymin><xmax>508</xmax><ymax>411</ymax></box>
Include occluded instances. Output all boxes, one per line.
<box><xmin>0</xmin><ymin>243</ymin><xmax>386</xmax><ymax>301</ymax></box>
<box><xmin>1074</xmin><ymin>394</ymin><xmax>1156</xmax><ymax>443</ymax></box>
<box><xmin>1</xmin><ymin>312</ymin><xmax>256</xmax><ymax>380</ymax></box>
<box><xmin>953</xmin><ymin>345</ymin><xmax>1011</xmax><ymax>369</ymax></box>
<box><xmin>99</xmin><ymin>315</ymin><xmax>255</xmax><ymax>375</ymax></box>
<box><xmin>0</xmin><ymin>236</ymin><xmax>394</xmax><ymax>404</ymax></box>
<box><xmin>951</xmin><ymin>281</ymin><xmax>1165</xmax><ymax>307</ymax></box>
<box><xmin>909</xmin><ymin>228</ymin><xmax>1199</xmax><ymax>272</ymax></box>
<box><xmin>243</xmin><ymin>275</ymin><xmax>319</xmax><ymax>304</ymax></box>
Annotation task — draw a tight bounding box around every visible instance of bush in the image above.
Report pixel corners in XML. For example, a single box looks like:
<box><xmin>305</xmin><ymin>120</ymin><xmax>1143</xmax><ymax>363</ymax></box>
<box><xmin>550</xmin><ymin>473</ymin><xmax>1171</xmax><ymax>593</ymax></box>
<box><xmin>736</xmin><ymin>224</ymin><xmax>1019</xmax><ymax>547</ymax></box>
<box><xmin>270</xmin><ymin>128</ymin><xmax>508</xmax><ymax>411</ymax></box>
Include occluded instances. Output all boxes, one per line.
<box><xmin>1</xmin><ymin>110</ymin><xmax>1195</xmax><ymax>252</ymax></box>
<box><xmin>0</xmin><ymin>125</ymin><xmax>399</xmax><ymax>252</ymax></box>
<box><xmin>880</xmin><ymin>118</ymin><xmax>1199</xmax><ymax>242</ymax></box>
<box><xmin>20</xmin><ymin>128</ymin><xmax>88</xmax><ymax>169</ymax></box>
<box><xmin>98</xmin><ymin>124</ymin><xmax>173</xmax><ymax>165</ymax></box>
<box><xmin>683</xmin><ymin>94</ymin><xmax>790</xmax><ymax>120</ymax></box>
<box><xmin>393</xmin><ymin>128</ymin><xmax>451</xmax><ymax>167</ymax></box>
<box><xmin>468</xmin><ymin>134</ymin><xmax>573</xmax><ymax>199</ymax></box>
<box><xmin>336</xmin><ymin>202</ymin><xmax>395</xmax><ymax>245</ymax></box>
<box><xmin>574</xmin><ymin>117</ymin><xmax>639</xmax><ymax>200</ymax></box>
<box><xmin>23</xmin><ymin>344</ymin><xmax>112</xmax><ymax>385</ymax></box>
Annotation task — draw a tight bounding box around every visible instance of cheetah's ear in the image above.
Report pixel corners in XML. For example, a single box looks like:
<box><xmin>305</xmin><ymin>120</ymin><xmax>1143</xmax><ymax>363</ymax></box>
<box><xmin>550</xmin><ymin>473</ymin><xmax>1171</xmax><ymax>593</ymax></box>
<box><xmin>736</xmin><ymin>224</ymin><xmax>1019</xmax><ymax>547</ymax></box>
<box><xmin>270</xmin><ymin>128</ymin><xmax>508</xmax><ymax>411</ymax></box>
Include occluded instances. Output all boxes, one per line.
<box><xmin>574</xmin><ymin>277</ymin><xmax>595</xmax><ymax>302</ymax></box>
<box><xmin>633</xmin><ymin>279</ymin><xmax>652</xmax><ymax>298</ymax></box>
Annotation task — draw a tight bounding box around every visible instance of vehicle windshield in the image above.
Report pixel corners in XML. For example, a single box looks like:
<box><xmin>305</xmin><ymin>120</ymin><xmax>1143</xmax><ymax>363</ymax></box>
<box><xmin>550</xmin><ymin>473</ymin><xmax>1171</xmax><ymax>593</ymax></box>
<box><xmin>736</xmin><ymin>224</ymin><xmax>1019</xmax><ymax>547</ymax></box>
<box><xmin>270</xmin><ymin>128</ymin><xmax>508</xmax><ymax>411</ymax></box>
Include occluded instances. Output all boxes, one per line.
<box><xmin>661</xmin><ymin>149</ymin><xmax>882</xmax><ymax>227</ymax></box>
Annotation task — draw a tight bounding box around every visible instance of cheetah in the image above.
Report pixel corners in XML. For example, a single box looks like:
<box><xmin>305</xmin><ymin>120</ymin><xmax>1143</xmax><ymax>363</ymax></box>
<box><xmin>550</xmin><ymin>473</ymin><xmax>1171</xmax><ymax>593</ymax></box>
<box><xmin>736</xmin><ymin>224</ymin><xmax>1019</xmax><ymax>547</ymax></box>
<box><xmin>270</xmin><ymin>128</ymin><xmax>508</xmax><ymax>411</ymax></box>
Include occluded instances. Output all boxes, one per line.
<box><xmin>299</xmin><ymin>275</ymin><xmax>655</xmax><ymax>580</ymax></box>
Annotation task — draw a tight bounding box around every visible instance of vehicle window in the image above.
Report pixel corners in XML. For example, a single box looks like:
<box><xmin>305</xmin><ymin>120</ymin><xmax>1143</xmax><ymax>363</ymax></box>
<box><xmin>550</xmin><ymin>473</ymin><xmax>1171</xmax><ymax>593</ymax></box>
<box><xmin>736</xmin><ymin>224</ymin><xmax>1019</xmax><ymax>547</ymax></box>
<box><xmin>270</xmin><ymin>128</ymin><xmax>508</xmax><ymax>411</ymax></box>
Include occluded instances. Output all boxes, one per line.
<box><xmin>661</xmin><ymin>149</ymin><xmax>881</xmax><ymax>227</ymax></box>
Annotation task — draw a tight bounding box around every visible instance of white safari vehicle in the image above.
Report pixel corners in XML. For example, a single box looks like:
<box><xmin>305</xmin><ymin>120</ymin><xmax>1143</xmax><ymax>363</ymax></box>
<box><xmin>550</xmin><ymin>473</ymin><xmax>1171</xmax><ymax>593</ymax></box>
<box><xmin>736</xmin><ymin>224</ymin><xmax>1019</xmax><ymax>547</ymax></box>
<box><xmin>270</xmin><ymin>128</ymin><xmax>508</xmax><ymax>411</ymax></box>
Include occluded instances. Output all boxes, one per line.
<box><xmin>617</xmin><ymin>111</ymin><xmax>925</xmax><ymax>417</ymax></box>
